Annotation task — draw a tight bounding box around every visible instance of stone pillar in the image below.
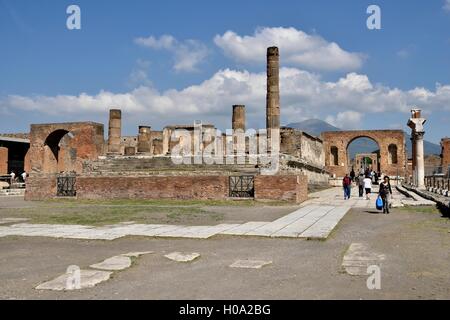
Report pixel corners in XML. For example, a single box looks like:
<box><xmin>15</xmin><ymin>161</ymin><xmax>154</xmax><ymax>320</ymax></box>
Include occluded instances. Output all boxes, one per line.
<box><xmin>415</xmin><ymin>131</ymin><xmax>425</xmax><ymax>189</ymax></box>
<box><xmin>266</xmin><ymin>47</ymin><xmax>280</xmax><ymax>139</ymax></box>
<box><xmin>162</xmin><ymin>127</ymin><xmax>172</xmax><ymax>155</ymax></box>
<box><xmin>137</xmin><ymin>126</ymin><xmax>152</xmax><ymax>154</ymax></box>
<box><xmin>407</xmin><ymin>108</ymin><xmax>426</xmax><ymax>189</ymax></box>
<box><xmin>232</xmin><ymin>105</ymin><xmax>246</xmax><ymax>131</ymax></box>
<box><xmin>108</xmin><ymin>109</ymin><xmax>122</xmax><ymax>154</ymax></box>
<box><xmin>0</xmin><ymin>147</ymin><xmax>8</xmax><ymax>175</ymax></box>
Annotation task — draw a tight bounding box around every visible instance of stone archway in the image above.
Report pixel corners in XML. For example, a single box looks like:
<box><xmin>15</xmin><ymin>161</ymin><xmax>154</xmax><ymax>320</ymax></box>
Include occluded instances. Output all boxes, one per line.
<box><xmin>28</xmin><ymin>122</ymin><xmax>104</xmax><ymax>174</ymax></box>
<box><xmin>322</xmin><ymin>130</ymin><xmax>406</xmax><ymax>178</ymax></box>
<box><xmin>43</xmin><ymin>129</ymin><xmax>71</xmax><ymax>174</ymax></box>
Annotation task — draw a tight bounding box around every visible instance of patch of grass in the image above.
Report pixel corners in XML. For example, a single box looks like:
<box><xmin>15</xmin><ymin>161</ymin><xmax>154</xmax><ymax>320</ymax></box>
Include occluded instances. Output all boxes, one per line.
<box><xmin>398</xmin><ymin>206</ymin><xmax>440</xmax><ymax>215</ymax></box>
<box><xmin>0</xmin><ymin>205</ymin><xmax>221</xmax><ymax>226</ymax></box>
<box><xmin>42</xmin><ymin>198</ymin><xmax>294</xmax><ymax>207</ymax></box>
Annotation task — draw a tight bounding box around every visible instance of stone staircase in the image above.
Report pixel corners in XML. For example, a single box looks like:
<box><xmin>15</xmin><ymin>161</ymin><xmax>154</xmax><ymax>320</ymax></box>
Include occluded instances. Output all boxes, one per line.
<box><xmin>83</xmin><ymin>156</ymin><xmax>260</xmax><ymax>176</ymax></box>
<box><xmin>0</xmin><ymin>188</ymin><xmax>25</xmax><ymax>197</ymax></box>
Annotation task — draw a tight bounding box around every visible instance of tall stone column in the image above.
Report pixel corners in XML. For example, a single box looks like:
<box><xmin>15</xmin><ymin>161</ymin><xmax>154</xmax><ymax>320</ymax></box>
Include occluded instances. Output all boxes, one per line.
<box><xmin>232</xmin><ymin>105</ymin><xmax>246</xmax><ymax>156</ymax></box>
<box><xmin>108</xmin><ymin>109</ymin><xmax>122</xmax><ymax>154</ymax></box>
<box><xmin>407</xmin><ymin>109</ymin><xmax>426</xmax><ymax>189</ymax></box>
<box><xmin>266</xmin><ymin>47</ymin><xmax>280</xmax><ymax>141</ymax></box>
<box><xmin>415</xmin><ymin>131</ymin><xmax>425</xmax><ymax>189</ymax></box>
<box><xmin>137</xmin><ymin>126</ymin><xmax>152</xmax><ymax>154</ymax></box>
<box><xmin>232</xmin><ymin>105</ymin><xmax>246</xmax><ymax>131</ymax></box>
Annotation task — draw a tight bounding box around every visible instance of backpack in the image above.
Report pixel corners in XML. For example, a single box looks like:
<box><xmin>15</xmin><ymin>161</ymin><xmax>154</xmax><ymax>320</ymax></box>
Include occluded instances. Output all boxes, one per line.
<box><xmin>343</xmin><ymin>177</ymin><xmax>351</xmax><ymax>186</ymax></box>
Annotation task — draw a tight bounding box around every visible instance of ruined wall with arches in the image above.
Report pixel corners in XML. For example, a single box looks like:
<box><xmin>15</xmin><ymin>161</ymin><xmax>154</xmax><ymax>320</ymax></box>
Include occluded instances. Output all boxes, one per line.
<box><xmin>321</xmin><ymin>130</ymin><xmax>406</xmax><ymax>178</ymax></box>
<box><xmin>28</xmin><ymin>122</ymin><xmax>104</xmax><ymax>175</ymax></box>
<box><xmin>25</xmin><ymin>122</ymin><xmax>104</xmax><ymax>200</ymax></box>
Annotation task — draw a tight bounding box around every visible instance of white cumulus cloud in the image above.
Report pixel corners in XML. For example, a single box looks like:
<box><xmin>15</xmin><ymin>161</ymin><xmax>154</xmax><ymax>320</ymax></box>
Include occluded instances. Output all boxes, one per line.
<box><xmin>326</xmin><ymin>111</ymin><xmax>363</xmax><ymax>129</ymax></box>
<box><xmin>214</xmin><ymin>27</ymin><xmax>364</xmax><ymax>71</ymax></box>
<box><xmin>444</xmin><ymin>0</ymin><xmax>450</xmax><ymax>12</ymax></box>
<box><xmin>2</xmin><ymin>68</ymin><xmax>450</xmax><ymax>132</ymax></box>
<box><xmin>135</xmin><ymin>35</ymin><xmax>209</xmax><ymax>72</ymax></box>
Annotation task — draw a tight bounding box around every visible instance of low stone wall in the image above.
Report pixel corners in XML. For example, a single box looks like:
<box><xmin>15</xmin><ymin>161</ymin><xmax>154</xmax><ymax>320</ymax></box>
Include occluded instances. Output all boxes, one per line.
<box><xmin>254</xmin><ymin>175</ymin><xmax>308</xmax><ymax>203</ymax></box>
<box><xmin>25</xmin><ymin>173</ymin><xmax>308</xmax><ymax>203</ymax></box>
<box><xmin>24</xmin><ymin>174</ymin><xmax>57</xmax><ymax>201</ymax></box>
<box><xmin>76</xmin><ymin>175</ymin><xmax>229</xmax><ymax>200</ymax></box>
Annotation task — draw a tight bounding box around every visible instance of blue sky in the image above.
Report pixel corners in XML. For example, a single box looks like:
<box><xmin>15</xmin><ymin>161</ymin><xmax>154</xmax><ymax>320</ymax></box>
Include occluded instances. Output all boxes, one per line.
<box><xmin>1</xmin><ymin>0</ymin><xmax>450</xmax><ymax>143</ymax></box>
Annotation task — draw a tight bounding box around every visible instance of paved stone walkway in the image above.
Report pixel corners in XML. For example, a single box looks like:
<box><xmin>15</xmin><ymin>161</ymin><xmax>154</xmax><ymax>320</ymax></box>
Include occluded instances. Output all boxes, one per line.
<box><xmin>304</xmin><ymin>185</ymin><xmax>433</xmax><ymax>208</ymax></box>
<box><xmin>0</xmin><ymin>186</ymin><xmax>431</xmax><ymax>241</ymax></box>
<box><xmin>0</xmin><ymin>202</ymin><xmax>351</xmax><ymax>241</ymax></box>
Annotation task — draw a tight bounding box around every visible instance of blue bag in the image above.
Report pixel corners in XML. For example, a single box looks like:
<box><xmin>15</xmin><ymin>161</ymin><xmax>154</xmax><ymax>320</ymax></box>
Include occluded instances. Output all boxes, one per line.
<box><xmin>376</xmin><ymin>196</ymin><xmax>383</xmax><ymax>210</ymax></box>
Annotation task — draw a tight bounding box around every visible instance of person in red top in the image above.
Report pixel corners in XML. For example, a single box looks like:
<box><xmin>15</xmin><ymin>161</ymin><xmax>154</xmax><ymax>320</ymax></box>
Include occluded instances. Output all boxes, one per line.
<box><xmin>342</xmin><ymin>174</ymin><xmax>352</xmax><ymax>200</ymax></box>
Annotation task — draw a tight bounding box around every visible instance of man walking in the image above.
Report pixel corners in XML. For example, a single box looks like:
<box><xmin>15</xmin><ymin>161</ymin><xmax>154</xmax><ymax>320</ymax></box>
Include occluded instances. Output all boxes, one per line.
<box><xmin>363</xmin><ymin>174</ymin><xmax>372</xmax><ymax>200</ymax></box>
<box><xmin>342</xmin><ymin>174</ymin><xmax>352</xmax><ymax>200</ymax></box>
<box><xmin>357</xmin><ymin>174</ymin><xmax>364</xmax><ymax>197</ymax></box>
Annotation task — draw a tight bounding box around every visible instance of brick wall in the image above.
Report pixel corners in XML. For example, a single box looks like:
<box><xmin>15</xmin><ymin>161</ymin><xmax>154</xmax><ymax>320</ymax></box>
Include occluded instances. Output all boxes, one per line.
<box><xmin>24</xmin><ymin>174</ymin><xmax>57</xmax><ymax>200</ymax></box>
<box><xmin>0</xmin><ymin>147</ymin><xmax>7</xmax><ymax>175</ymax></box>
<box><xmin>29</xmin><ymin>122</ymin><xmax>104</xmax><ymax>175</ymax></box>
<box><xmin>76</xmin><ymin>175</ymin><xmax>229</xmax><ymax>200</ymax></box>
<box><xmin>25</xmin><ymin>173</ymin><xmax>309</xmax><ymax>203</ymax></box>
<box><xmin>441</xmin><ymin>138</ymin><xmax>450</xmax><ymax>174</ymax></box>
<box><xmin>322</xmin><ymin>130</ymin><xmax>406</xmax><ymax>178</ymax></box>
<box><xmin>254</xmin><ymin>175</ymin><xmax>308</xmax><ymax>203</ymax></box>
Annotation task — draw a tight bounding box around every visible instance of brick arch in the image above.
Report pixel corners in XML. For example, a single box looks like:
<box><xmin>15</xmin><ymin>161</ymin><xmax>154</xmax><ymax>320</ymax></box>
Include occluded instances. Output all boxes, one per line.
<box><xmin>43</xmin><ymin>129</ymin><xmax>71</xmax><ymax>173</ymax></box>
<box><xmin>321</xmin><ymin>130</ymin><xmax>406</xmax><ymax>178</ymax></box>
<box><xmin>28</xmin><ymin>122</ymin><xmax>104</xmax><ymax>174</ymax></box>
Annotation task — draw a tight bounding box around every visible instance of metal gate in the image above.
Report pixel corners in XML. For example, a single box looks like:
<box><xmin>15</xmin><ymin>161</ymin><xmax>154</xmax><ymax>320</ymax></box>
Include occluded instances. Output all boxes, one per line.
<box><xmin>57</xmin><ymin>175</ymin><xmax>76</xmax><ymax>197</ymax></box>
<box><xmin>229</xmin><ymin>176</ymin><xmax>254</xmax><ymax>198</ymax></box>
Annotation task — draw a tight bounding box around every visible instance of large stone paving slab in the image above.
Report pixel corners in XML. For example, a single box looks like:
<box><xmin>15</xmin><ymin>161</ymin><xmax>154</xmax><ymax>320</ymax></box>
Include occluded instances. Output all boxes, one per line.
<box><xmin>164</xmin><ymin>252</ymin><xmax>201</xmax><ymax>262</ymax></box>
<box><xmin>245</xmin><ymin>205</ymin><xmax>319</xmax><ymax>237</ymax></box>
<box><xmin>229</xmin><ymin>260</ymin><xmax>272</xmax><ymax>269</ymax></box>
<box><xmin>300</xmin><ymin>206</ymin><xmax>351</xmax><ymax>239</ymax></box>
<box><xmin>90</xmin><ymin>255</ymin><xmax>132</xmax><ymax>271</ymax></box>
<box><xmin>271</xmin><ymin>206</ymin><xmax>335</xmax><ymax>238</ymax></box>
<box><xmin>219</xmin><ymin>222</ymin><xmax>270</xmax><ymax>236</ymax></box>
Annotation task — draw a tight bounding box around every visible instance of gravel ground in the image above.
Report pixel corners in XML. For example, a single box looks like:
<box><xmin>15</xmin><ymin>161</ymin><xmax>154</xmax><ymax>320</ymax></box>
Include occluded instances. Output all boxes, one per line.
<box><xmin>0</xmin><ymin>202</ymin><xmax>448</xmax><ymax>300</ymax></box>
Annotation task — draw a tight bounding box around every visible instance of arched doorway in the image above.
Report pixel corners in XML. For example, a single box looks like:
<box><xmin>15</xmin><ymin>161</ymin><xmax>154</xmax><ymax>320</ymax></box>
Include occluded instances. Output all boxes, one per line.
<box><xmin>322</xmin><ymin>130</ymin><xmax>406</xmax><ymax>178</ymax></box>
<box><xmin>347</xmin><ymin>136</ymin><xmax>380</xmax><ymax>175</ymax></box>
<box><xmin>43</xmin><ymin>129</ymin><xmax>74</xmax><ymax>174</ymax></box>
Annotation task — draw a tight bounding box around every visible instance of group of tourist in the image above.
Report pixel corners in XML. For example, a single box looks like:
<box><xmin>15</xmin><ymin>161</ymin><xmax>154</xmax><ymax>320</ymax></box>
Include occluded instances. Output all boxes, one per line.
<box><xmin>342</xmin><ymin>169</ymin><xmax>393</xmax><ymax>214</ymax></box>
<box><xmin>9</xmin><ymin>171</ymin><xmax>27</xmax><ymax>183</ymax></box>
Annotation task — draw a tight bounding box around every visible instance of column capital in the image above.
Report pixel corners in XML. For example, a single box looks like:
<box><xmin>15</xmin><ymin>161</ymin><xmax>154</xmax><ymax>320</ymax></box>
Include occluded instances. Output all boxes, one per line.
<box><xmin>414</xmin><ymin>131</ymin><xmax>425</xmax><ymax>140</ymax></box>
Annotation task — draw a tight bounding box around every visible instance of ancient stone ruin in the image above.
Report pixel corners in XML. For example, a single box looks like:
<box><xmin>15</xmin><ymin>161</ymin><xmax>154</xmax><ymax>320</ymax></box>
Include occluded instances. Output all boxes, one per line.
<box><xmin>10</xmin><ymin>46</ymin><xmax>436</xmax><ymax>202</ymax></box>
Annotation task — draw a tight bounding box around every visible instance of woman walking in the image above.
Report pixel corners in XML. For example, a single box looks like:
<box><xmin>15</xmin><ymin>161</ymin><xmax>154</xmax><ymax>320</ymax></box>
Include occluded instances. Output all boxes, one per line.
<box><xmin>379</xmin><ymin>176</ymin><xmax>393</xmax><ymax>214</ymax></box>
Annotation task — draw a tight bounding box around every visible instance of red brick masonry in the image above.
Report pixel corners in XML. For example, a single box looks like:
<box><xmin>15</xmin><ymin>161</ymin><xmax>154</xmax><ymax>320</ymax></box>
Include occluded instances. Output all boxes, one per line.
<box><xmin>25</xmin><ymin>173</ymin><xmax>308</xmax><ymax>203</ymax></box>
<box><xmin>0</xmin><ymin>147</ymin><xmax>7</xmax><ymax>175</ymax></box>
<box><xmin>255</xmin><ymin>175</ymin><xmax>308</xmax><ymax>203</ymax></box>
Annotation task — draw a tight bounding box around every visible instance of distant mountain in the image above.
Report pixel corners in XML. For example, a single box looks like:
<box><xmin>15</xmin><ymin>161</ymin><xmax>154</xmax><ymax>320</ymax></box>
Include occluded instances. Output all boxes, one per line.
<box><xmin>405</xmin><ymin>134</ymin><xmax>441</xmax><ymax>158</ymax></box>
<box><xmin>285</xmin><ymin>119</ymin><xmax>441</xmax><ymax>158</ymax></box>
<box><xmin>286</xmin><ymin>119</ymin><xmax>340</xmax><ymax>137</ymax></box>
